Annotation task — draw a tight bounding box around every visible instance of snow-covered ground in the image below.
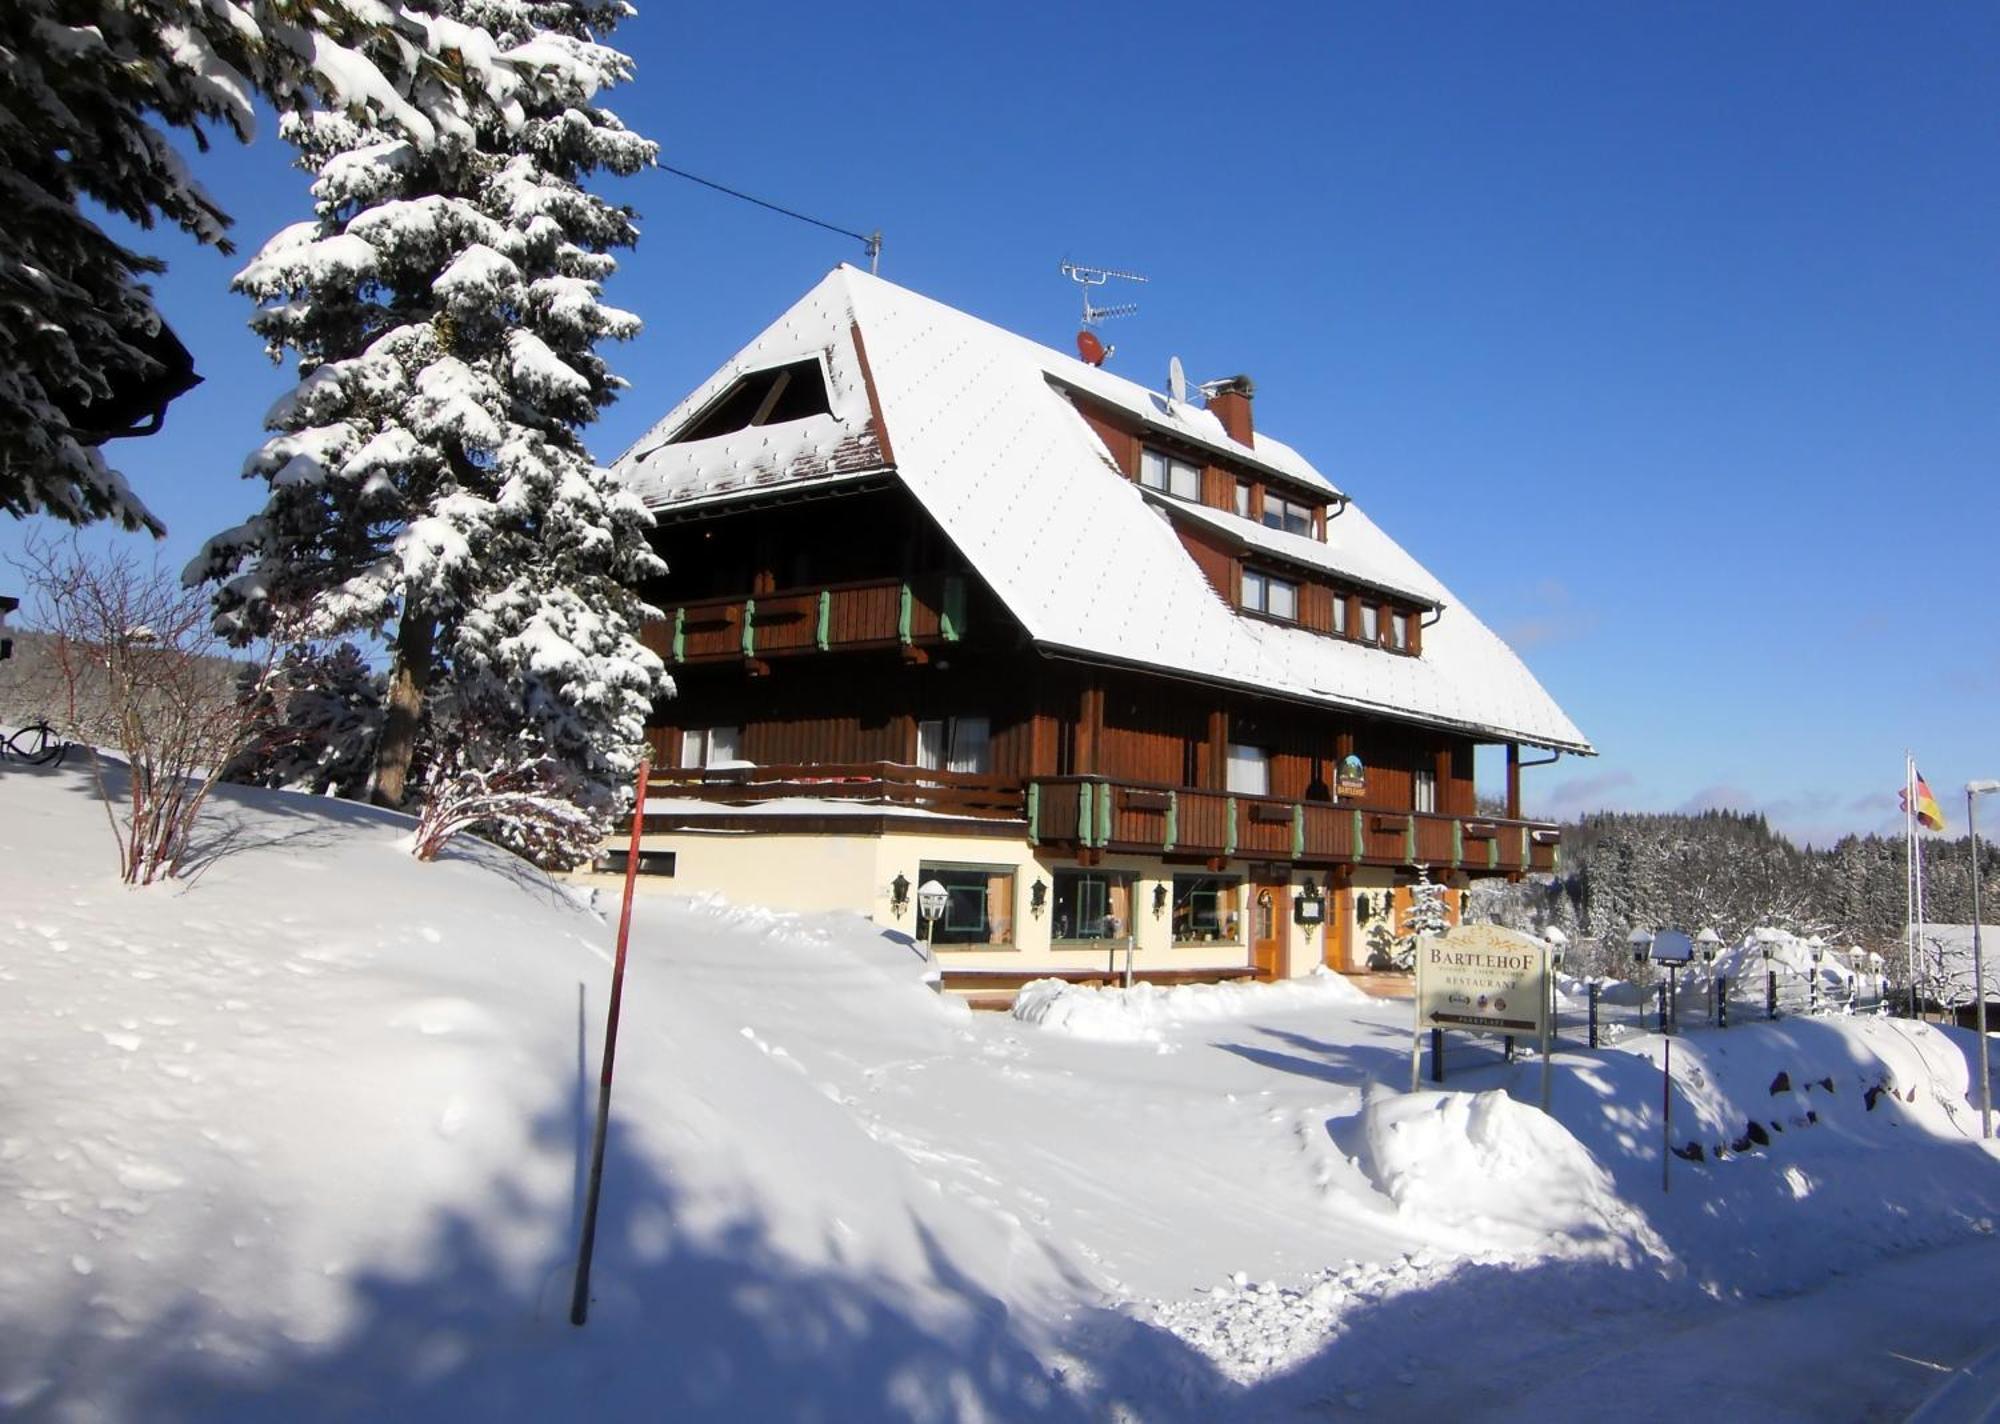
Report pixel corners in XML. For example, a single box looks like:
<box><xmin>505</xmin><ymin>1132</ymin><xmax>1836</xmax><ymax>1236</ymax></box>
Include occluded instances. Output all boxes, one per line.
<box><xmin>5</xmin><ymin>761</ymin><xmax>2000</xmax><ymax>1421</ymax></box>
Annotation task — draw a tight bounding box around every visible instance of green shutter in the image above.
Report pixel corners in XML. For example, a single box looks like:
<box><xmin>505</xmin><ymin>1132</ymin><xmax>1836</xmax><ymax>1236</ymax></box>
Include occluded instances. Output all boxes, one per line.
<box><xmin>1097</xmin><ymin>781</ymin><xmax>1113</xmax><ymax>846</ymax></box>
<box><xmin>1077</xmin><ymin>781</ymin><xmax>1094</xmax><ymax>848</ymax></box>
<box><xmin>940</xmin><ymin>576</ymin><xmax>966</xmax><ymax>642</ymax></box>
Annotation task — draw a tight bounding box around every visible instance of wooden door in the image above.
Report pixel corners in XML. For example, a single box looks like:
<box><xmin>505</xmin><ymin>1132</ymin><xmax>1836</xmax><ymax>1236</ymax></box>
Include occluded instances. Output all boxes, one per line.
<box><xmin>1251</xmin><ymin>880</ymin><xmax>1288</xmax><ymax>980</ymax></box>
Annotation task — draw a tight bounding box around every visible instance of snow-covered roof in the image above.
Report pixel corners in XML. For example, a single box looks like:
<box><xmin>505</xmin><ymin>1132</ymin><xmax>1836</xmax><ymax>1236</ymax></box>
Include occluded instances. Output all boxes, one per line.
<box><xmin>1150</xmin><ymin>495</ymin><xmax>1444</xmax><ymax>609</ymax></box>
<box><xmin>610</xmin><ymin>267</ymin><xmax>1592</xmax><ymax>754</ymax></box>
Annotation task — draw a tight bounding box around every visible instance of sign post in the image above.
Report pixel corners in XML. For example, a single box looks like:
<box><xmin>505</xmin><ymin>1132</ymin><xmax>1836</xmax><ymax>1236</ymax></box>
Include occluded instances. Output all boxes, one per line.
<box><xmin>1648</xmin><ymin>929</ymin><xmax>1696</xmax><ymax>1194</ymax></box>
<box><xmin>1412</xmin><ymin>924</ymin><xmax>1553</xmax><ymax>1110</ymax></box>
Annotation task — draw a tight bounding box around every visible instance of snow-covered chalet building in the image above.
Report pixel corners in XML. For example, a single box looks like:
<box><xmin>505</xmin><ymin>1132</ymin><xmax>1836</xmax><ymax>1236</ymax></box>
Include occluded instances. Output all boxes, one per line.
<box><xmin>606</xmin><ymin>266</ymin><xmax>1591</xmax><ymax>1001</ymax></box>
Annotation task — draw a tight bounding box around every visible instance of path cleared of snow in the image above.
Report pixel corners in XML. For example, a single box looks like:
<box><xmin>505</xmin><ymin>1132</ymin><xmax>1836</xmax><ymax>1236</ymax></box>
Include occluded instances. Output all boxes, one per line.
<box><xmin>4</xmin><ymin>762</ymin><xmax>2000</xmax><ymax>1421</ymax></box>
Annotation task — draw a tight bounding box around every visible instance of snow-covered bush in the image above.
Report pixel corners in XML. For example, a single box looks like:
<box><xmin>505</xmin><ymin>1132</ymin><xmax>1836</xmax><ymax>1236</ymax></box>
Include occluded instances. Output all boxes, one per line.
<box><xmin>189</xmin><ymin>0</ymin><xmax>670</xmax><ymax>840</ymax></box>
<box><xmin>225</xmin><ymin>642</ymin><xmax>385</xmax><ymax>798</ymax></box>
<box><xmin>408</xmin><ymin>746</ymin><xmax>603</xmax><ymax>868</ymax></box>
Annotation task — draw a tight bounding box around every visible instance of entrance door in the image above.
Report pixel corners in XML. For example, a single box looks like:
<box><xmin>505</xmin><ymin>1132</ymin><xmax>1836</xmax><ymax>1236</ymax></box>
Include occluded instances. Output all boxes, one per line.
<box><xmin>1251</xmin><ymin>879</ymin><xmax>1288</xmax><ymax>980</ymax></box>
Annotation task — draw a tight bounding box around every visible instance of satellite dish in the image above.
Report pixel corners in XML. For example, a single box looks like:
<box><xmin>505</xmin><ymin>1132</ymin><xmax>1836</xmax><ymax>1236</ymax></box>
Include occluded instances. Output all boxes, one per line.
<box><xmin>1076</xmin><ymin>330</ymin><xmax>1108</xmax><ymax>367</ymax></box>
<box><xmin>1168</xmin><ymin>355</ymin><xmax>1187</xmax><ymax>405</ymax></box>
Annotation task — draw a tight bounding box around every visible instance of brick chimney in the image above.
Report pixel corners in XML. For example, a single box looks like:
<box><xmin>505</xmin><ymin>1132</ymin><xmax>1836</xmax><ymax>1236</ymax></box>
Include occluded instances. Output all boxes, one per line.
<box><xmin>1205</xmin><ymin>374</ymin><xmax>1255</xmax><ymax>446</ymax></box>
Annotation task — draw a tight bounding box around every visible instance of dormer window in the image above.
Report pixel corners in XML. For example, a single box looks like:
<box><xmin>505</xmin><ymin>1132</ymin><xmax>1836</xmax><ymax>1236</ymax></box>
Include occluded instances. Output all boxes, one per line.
<box><xmin>1141</xmin><ymin>447</ymin><xmax>1201</xmax><ymax>501</ymax></box>
<box><xmin>673</xmin><ymin>358</ymin><xmax>831</xmax><ymax>443</ymax></box>
<box><xmin>1241</xmin><ymin>567</ymin><xmax>1298</xmax><ymax>621</ymax></box>
<box><xmin>1262</xmin><ymin>493</ymin><xmax>1314</xmax><ymax>538</ymax></box>
<box><xmin>1390</xmin><ymin>612</ymin><xmax>1411</xmax><ymax>651</ymax></box>
<box><xmin>1360</xmin><ymin>604</ymin><xmax>1380</xmax><ymax>642</ymax></box>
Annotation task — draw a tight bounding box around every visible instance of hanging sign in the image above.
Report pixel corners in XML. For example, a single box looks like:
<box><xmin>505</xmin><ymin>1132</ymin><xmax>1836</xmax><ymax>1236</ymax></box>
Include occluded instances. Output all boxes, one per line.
<box><xmin>1335</xmin><ymin>754</ymin><xmax>1367</xmax><ymax>798</ymax></box>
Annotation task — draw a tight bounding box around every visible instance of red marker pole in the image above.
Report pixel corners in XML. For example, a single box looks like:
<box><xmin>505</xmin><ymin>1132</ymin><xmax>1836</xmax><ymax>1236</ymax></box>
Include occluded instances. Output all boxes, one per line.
<box><xmin>571</xmin><ymin>759</ymin><xmax>651</xmax><ymax>1326</ymax></box>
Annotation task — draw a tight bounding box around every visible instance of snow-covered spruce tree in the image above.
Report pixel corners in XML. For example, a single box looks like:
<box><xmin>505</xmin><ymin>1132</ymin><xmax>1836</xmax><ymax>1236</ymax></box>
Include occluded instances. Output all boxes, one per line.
<box><xmin>1403</xmin><ymin>865</ymin><xmax>1454</xmax><ymax>939</ymax></box>
<box><xmin>190</xmin><ymin>0</ymin><xmax>669</xmax><ymax>863</ymax></box>
<box><xmin>225</xmin><ymin>641</ymin><xmax>387</xmax><ymax>798</ymax></box>
<box><xmin>1</xmin><ymin>0</ymin><xmax>551</xmax><ymax>534</ymax></box>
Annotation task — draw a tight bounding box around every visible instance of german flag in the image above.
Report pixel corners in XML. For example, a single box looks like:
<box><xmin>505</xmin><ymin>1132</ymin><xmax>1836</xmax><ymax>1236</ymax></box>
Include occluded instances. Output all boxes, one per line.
<box><xmin>1902</xmin><ymin>770</ymin><xmax>1947</xmax><ymax>833</ymax></box>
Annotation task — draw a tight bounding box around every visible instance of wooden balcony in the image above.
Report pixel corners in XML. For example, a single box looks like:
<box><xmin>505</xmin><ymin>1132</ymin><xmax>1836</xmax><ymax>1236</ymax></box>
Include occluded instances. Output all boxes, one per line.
<box><xmin>629</xmin><ymin>764</ymin><xmax>1561</xmax><ymax>874</ymax></box>
<box><xmin>642</xmin><ymin>574</ymin><xmax>969</xmax><ymax>666</ymax></box>
<box><xmin>1027</xmin><ymin>776</ymin><xmax>1560</xmax><ymax>874</ymax></box>
<box><xmin>638</xmin><ymin>761</ymin><xmax>1022</xmax><ymax>823</ymax></box>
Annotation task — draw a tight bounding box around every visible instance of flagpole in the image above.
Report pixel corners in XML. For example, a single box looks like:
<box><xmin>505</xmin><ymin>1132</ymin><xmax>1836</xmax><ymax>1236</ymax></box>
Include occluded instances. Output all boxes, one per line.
<box><xmin>1907</xmin><ymin>753</ymin><xmax>1919</xmax><ymax>1019</ymax></box>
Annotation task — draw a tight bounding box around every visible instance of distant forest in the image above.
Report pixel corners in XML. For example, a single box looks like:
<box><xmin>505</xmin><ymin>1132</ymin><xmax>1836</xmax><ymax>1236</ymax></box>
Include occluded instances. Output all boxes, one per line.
<box><xmin>1468</xmin><ymin>809</ymin><xmax>1997</xmax><ymax>956</ymax></box>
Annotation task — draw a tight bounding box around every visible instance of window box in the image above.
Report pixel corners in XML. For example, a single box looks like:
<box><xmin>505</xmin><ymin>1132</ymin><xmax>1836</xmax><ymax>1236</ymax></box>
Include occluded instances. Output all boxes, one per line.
<box><xmin>1247</xmin><ymin>802</ymin><xmax>1294</xmax><ymax>825</ymax></box>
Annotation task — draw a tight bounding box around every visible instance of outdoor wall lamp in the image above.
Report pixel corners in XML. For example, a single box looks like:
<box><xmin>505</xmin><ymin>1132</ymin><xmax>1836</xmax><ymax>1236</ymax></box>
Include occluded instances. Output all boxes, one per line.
<box><xmin>1696</xmin><ymin>927</ymin><xmax>1720</xmax><ymax>965</ymax></box>
<box><xmin>1030</xmin><ymin>879</ymin><xmax>1047</xmax><ymax>917</ymax></box>
<box><xmin>890</xmin><ymin>873</ymin><xmax>911</xmax><ymax>917</ymax></box>
<box><xmin>1152</xmin><ymin>883</ymin><xmax>1169</xmax><ymax>918</ymax></box>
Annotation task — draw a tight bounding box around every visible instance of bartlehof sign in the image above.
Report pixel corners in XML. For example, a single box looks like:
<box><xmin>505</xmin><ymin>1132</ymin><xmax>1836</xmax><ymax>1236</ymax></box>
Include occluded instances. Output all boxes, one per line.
<box><xmin>1414</xmin><ymin>924</ymin><xmax>1549</xmax><ymax>1037</ymax></box>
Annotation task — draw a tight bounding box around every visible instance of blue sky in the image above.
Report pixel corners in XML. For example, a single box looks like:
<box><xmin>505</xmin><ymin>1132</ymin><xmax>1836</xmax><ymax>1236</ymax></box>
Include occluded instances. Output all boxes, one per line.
<box><xmin>10</xmin><ymin>2</ymin><xmax>1997</xmax><ymax>846</ymax></box>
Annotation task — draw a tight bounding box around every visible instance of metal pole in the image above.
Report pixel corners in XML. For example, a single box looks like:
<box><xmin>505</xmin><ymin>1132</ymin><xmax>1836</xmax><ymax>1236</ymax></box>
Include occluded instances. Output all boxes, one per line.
<box><xmin>1662</xmin><ymin>964</ymin><xmax>1675</xmax><ymax>1194</ymax></box>
<box><xmin>1971</xmin><ymin>789</ymin><xmax>1991</xmax><ymax>1140</ymax></box>
<box><xmin>1588</xmin><ymin>980</ymin><xmax>1600</xmax><ymax>1048</ymax></box>
<box><xmin>571</xmin><ymin>759</ymin><xmax>652</xmax><ymax>1326</ymax></box>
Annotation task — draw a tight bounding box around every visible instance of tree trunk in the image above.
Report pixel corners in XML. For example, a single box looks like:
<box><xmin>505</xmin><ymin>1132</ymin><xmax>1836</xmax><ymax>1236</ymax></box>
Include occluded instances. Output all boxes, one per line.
<box><xmin>372</xmin><ymin>605</ymin><xmax>436</xmax><ymax>808</ymax></box>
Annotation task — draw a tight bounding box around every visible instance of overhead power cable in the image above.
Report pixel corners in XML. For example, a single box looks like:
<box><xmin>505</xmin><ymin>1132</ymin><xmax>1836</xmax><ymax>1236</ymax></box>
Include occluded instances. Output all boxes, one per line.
<box><xmin>658</xmin><ymin>162</ymin><xmax>881</xmax><ymax>272</ymax></box>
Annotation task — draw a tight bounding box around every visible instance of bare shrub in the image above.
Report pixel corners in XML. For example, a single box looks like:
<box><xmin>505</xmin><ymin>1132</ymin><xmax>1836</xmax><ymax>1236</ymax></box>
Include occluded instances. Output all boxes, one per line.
<box><xmin>14</xmin><ymin>535</ymin><xmax>279</xmax><ymax>884</ymax></box>
<box><xmin>408</xmin><ymin>748</ymin><xmax>604</xmax><ymax>867</ymax></box>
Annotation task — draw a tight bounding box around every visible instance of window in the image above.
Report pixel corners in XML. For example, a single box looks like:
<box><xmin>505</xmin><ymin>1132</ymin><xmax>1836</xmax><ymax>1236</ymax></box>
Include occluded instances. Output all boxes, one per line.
<box><xmin>1241</xmin><ymin>567</ymin><xmax>1299</xmax><ymax>621</ymax></box>
<box><xmin>1234</xmin><ymin>481</ymin><xmax>1253</xmax><ymax>518</ymax></box>
<box><xmin>918</xmin><ymin>863</ymin><xmax>1016</xmax><ymax>947</ymax></box>
<box><xmin>1052</xmin><ymin>870</ymin><xmax>1132</xmax><ymax>943</ymax></box>
<box><xmin>1140</xmin><ymin>446</ymin><xmax>1202</xmax><ymax>501</ymax></box>
<box><xmin>1332</xmin><ymin>596</ymin><xmax>1348</xmax><ymax>636</ymax></box>
<box><xmin>916</xmin><ymin>716</ymin><xmax>991</xmax><ymax>774</ymax></box>
<box><xmin>1390</xmin><ymin>612</ymin><xmax>1410</xmax><ymax>651</ymax></box>
<box><xmin>1262</xmin><ymin>493</ymin><xmax>1314</xmax><ymax>537</ymax></box>
<box><xmin>1360</xmin><ymin>604</ymin><xmax>1380</xmax><ymax>643</ymax></box>
<box><xmin>1225</xmin><ymin>743</ymin><xmax>1271</xmax><ymax>796</ymax></box>
<box><xmin>1172</xmin><ymin>874</ymin><xmax>1241</xmax><ymax>944</ymax></box>
<box><xmin>673</xmin><ymin>359</ymin><xmax>830</xmax><ymax>443</ymax></box>
<box><xmin>1414</xmin><ymin>768</ymin><xmax>1437</xmax><ymax>814</ymax></box>
<box><xmin>679</xmin><ymin>725</ymin><xmax>742</xmax><ymax>768</ymax></box>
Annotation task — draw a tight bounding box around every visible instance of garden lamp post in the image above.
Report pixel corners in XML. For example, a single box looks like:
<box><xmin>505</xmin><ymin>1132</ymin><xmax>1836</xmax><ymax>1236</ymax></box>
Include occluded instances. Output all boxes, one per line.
<box><xmin>1967</xmin><ymin>780</ymin><xmax>2000</xmax><ymax>1139</ymax></box>
<box><xmin>1697</xmin><ymin>928</ymin><xmax>1721</xmax><ymax>1024</ymax></box>
<box><xmin>917</xmin><ymin>878</ymin><xmax>949</xmax><ymax>964</ymax></box>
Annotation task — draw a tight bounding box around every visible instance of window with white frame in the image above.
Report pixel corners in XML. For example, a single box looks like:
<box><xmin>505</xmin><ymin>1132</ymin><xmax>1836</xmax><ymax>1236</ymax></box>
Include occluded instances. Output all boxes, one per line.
<box><xmin>1234</xmin><ymin>481</ymin><xmax>1253</xmax><ymax>518</ymax></box>
<box><xmin>1261</xmin><ymin>493</ymin><xmax>1314</xmax><ymax>537</ymax></box>
<box><xmin>1360</xmin><ymin>603</ymin><xmax>1380</xmax><ymax>643</ymax></box>
<box><xmin>916</xmin><ymin>715</ymin><xmax>992</xmax><ymax>774</ymax></box>
<box><xmin>1332</xmin><ymin>595</ymin><xmax>1348</xmax><ymax>636</ymax></box>
<box><xmin>1226</xmin><ymin>743</ymin><xmax>1271</xmax><ymax>796</ymax></box>
<box><xmin>1240</xmin><ymin>567</ymin><xmax>1299</xmax><ymax>621</ymax></box>
<box><xmin>1414</xmin><ymin>768</ymin><xmax>1437</xmax><ymax>813</ymax></box>
<box><xmin>1140</xmin><ymin>447</ymin><xmax>1202</xmax><ymax>501</ymax></box>
<box><xmin>679</xmin><ymin>725</ymin><xmax>742</xmax><ymax>768</ymax></box>
<box><xmin>1390</xmin><ymin>611</ymin><xmax>1410</xmax><ymax>651</ymax></box>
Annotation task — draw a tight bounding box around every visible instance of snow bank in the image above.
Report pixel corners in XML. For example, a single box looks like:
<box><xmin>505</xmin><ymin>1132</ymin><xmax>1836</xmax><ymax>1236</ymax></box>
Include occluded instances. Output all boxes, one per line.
<box><xmin>1341</xmin><ymin>1087</ymin><xmax>1664</xmax><ymax>1260</ymax></box>
<box><xmin>1011</xmin><ymin>970</ymin><xmax>1369</xmax><ymax>1043</ymax></box>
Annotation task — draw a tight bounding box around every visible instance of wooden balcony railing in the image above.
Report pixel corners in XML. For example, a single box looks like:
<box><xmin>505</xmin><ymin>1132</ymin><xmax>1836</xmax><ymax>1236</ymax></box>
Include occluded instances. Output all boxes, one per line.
<box><xmin>1027</xmin><ymin>775</ymin><xmax>1560</xmax><ymax>873</ymax></box>
<box><xmin>639</xmin><ymin>761</ymin><xmax>1021</xmax><ymax>821</ymax></box>
<box><xmin>631</xmin><ymin>764</ymin><xmax>1561</xmax><ymax>872</ymax></box>
<box><xmin>642</xmin><ymin>574</ymin><xmax>969</xmax><ymax>665</ymax></box>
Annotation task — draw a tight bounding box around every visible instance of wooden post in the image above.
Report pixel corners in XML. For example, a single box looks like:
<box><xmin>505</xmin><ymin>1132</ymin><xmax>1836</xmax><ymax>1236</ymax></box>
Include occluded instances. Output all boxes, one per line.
<box><xmin>1505</xmin><ymin>742</ymin><xmax>1522</xmax><ymax>821</ymax></box>
<box><xmin>571</xmin><ymin>759</ymin><xmax>651</xmax><ymax>1327</ymax></box>
<box><xmin>1079</xmin><ymin>681</ymin><xmax>1105</xmax><ymax>776</ymax></box>
<box><xmin>1207</xmin><ymin>706</ymin><xmax>1229</xmax><ymax>791</ymax></box>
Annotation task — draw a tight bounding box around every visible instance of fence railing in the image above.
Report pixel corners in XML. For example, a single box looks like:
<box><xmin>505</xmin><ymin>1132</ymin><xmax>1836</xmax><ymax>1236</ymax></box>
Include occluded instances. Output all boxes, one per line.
<box><xmin>641</xmin><ymin>574</ymin><xmax>969</xmax><ymax>666</ymax></box>
<box><xmin>1571</xmin><ymin>967</ymin><xmax>1892</xmax><ymax>1049</ymax></box>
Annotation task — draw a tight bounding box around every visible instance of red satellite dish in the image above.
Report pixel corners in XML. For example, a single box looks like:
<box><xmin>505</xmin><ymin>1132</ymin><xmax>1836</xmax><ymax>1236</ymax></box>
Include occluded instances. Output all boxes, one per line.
<box><xmin>1075</xmin><ymin>329</ymin><xmax>1107</xmax><ymax>367</ymax></box>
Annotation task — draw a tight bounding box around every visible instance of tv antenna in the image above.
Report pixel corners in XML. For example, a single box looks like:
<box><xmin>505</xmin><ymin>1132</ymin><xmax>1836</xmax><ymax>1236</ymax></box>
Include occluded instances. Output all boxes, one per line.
<box><xmin>1062</xmin><ymin>261</ymin><xmax>1148</xmax><ymax>326</ymax></box>
<box><xmin>1062</xmin><ymin>261</ymin><xmax>1147</xmax><ymax>366</ymax></box>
